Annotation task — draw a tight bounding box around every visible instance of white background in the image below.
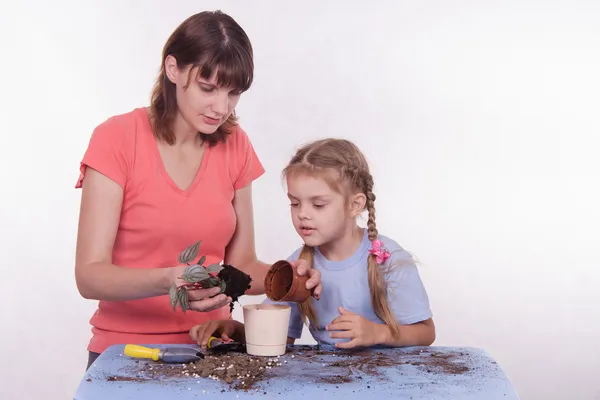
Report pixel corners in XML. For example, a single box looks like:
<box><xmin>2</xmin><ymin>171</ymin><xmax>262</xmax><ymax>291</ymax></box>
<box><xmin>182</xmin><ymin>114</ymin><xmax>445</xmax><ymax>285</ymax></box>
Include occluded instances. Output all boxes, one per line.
<box><xmin>1</xmin><ymin>1</ymin><xmax>599</xmax><ymax>399</ymax></box>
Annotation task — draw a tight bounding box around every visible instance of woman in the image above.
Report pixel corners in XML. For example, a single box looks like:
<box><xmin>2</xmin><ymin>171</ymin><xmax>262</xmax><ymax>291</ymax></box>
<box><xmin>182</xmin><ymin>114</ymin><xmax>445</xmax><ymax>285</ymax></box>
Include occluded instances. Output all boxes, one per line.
<box><xmin>74</xmin><ymin>10</ymin><xmax>322</xmax><ymax>369</ymax></box>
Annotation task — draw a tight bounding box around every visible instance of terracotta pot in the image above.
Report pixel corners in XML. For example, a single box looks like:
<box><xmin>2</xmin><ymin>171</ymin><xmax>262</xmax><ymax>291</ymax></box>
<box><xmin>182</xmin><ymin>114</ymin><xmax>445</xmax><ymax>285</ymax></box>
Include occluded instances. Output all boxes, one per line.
<box><xmin>243</xmin><ymin>304</ymin><xmax>291</xmax><ymax>356</ymax></box>
<box><xmin>264</xmin><ymin>260</ymin><xmax>311</xmax><ymax>302</ymax></box>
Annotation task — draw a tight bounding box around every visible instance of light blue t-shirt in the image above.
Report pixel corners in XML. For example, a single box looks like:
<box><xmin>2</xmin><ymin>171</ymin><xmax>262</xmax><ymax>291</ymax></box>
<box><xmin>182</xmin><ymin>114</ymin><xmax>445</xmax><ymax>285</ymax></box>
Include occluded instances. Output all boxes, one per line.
<box><xmin>263</xmin><ymin>229</ymin><xmax>433</xmax><ymax>345</ymax></box>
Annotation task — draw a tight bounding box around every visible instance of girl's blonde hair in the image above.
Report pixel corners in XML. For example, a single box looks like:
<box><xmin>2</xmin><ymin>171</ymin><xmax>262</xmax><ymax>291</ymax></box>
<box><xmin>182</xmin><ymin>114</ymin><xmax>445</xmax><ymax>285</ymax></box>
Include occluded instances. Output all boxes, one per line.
<box><xmin>283</xmin><ymin>138</ymin><xmax>402</xmax><ymax>340</ymax></box>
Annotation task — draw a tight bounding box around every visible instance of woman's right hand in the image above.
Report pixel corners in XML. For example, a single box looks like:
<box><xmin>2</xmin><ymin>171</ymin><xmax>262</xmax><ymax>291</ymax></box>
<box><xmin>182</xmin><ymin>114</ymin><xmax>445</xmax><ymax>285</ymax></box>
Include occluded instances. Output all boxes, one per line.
<box><xmin>190</xmin><ymin>320</ymin><xmax>245</xmax><ymax>348</ymax></box>
<box><xmin>170</xmin><ymin>265</ymin><xmax>232</xmax><ymax>312</ymax></box>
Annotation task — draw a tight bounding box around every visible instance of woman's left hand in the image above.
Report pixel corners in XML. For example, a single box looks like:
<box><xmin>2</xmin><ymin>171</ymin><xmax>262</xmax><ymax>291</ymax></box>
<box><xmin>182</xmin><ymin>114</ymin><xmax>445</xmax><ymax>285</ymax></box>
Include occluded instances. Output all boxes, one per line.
<box><xmin>326</xmin><ymin>306</ymin><xmax>386</xmax><ymax>348</ymax></box>
<box><xmin>290</xmin><ymin>259</ymin><xmax>322</xmax><ymax>299</ymax></box>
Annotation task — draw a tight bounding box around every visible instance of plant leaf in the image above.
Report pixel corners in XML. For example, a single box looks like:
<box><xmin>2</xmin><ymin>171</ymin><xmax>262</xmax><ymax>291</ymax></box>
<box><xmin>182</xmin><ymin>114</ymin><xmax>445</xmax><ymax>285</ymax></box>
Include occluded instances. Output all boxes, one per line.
<box><xmin>201</xmin><ymin>277</ymin><xmax>221</xmax><ymax>288</ymax></box>
<box><xmin>182</xmin><ymin>265</ymin><xmax>210</xmax><ymax>282</ymax></box>
<box><xmin>184</xmin><ymin>264</ymin><xmax>204</xmax><ymax>274</ymax></box>
<box><xmin>206</xmin><ymin>263</ymin><xmax>224</xmax><ymax>274</ymax></box>
<box><xmin>197</xmin><ymin>255</ymin><xmax>206</xmax><ymax>266</ymax></box>
<box><xmin>178</xmin><ymin>241</ymin><xmax>201</xmax><ymax>264</ymax></box>
<box><xmin>169</xmin><ymin>283</ymin><xmax>178</xmax><ymax>311</ymax></box>
<box><xmin>179</xmin><ymin>289</ymin><xmax>188</xmax><ymax>314</ymax></box>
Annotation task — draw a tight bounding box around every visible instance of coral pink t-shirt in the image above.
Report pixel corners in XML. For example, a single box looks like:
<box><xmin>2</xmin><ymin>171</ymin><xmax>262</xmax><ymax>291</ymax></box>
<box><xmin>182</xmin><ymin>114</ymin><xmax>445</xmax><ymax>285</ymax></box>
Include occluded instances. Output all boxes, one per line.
<box><xmin>75</xmin><ymin>107</ymin><xmax>265</xmax><ymax>353</ymax></box>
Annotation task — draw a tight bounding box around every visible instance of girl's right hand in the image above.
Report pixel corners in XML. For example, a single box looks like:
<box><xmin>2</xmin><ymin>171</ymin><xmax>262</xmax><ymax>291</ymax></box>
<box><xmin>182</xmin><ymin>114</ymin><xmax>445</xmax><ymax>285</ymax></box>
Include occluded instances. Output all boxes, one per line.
<box><xmin>190</xmin><ymin>320</ymin><xmax>245</xmax><ymax>348</ymax></box>
<box><xmin>169</xmin><ymin>265</ymin><xmax>232</xmax><ymax>313</ymax></box>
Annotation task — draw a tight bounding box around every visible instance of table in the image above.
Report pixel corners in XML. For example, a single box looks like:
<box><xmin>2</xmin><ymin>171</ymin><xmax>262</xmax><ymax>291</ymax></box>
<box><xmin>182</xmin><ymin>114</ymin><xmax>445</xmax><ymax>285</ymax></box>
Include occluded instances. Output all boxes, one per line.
<box><xmin>73</xmin><ymin>344</ymin><xmax>520</xmax><ymax>399</ymax></box>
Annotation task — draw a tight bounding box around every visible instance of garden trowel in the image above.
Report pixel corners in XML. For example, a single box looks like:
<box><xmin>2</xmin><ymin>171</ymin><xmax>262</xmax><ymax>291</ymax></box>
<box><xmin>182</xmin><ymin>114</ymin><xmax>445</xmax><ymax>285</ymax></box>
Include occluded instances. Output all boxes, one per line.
<box><xmin>207</xmin><ymin>336</ymin><xmax>246</xmax><ymax>353</ymax></box>
<box><xmin>124</xmin><ymin>344</ymin><xmax>204</xmax><ymax>363</ymax></box>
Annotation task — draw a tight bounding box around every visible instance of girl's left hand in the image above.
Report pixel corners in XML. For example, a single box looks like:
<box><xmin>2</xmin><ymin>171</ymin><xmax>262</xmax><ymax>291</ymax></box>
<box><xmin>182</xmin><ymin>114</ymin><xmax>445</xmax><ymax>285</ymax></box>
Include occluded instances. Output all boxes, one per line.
<box><xmin>290</xmin><ymin>259</ymin><xmax>322</xmax><ymax>299</ymax></box>
<box><xmin>326</xmin><ymin>306</ymin><xmax>385</xmax><ymax>348</ymax></box>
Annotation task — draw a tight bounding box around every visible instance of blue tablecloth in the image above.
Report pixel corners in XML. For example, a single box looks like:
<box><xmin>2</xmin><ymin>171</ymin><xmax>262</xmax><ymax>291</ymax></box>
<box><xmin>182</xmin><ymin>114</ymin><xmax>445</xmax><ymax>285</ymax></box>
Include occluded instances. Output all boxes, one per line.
<box><xmin>73</xmin><ymin>344</ymin><xmax>519</xmax><ymax>399</ymax></box>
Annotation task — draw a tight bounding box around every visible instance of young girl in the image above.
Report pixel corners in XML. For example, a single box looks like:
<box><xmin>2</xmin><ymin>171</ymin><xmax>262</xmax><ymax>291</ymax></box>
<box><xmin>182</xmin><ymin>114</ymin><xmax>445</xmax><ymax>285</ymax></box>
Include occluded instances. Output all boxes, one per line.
<box><xmin>190</xmin><ymin>138</ymin><xmax>435</xmax><ymax>349</ymax></box>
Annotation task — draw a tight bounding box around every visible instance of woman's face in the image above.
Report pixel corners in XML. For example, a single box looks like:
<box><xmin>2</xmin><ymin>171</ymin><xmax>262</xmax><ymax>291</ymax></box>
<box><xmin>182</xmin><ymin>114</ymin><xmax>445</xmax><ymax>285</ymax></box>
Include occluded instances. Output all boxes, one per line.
<box><xmin>165</xmin><ymin>55</ymin><xmax>243</xmax><ymax>135</ymax></box>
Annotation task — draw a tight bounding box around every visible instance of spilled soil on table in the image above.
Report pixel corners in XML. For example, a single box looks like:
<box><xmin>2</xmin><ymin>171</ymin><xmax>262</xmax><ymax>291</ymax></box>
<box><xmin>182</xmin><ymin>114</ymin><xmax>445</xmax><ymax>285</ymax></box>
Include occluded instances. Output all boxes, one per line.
<box><xmin>133</xmin><ymin>349</ymin><xmax>281</xmax><ymax>391</ymax></box>
<box><xmin>106</xmin><ymin>345</ymin><xmax>470</xmax><ymax>392</ymax></box>
<box><xmin>287</xmin><ymin>346</ymin><xmax>470</xmax><ymax>386</ymax></box>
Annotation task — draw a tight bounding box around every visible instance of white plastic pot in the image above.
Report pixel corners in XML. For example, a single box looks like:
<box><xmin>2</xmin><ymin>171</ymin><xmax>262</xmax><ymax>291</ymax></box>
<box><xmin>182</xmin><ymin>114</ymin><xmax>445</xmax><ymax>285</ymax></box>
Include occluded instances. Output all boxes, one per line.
<box><xmin>243</xmin><ymin>304</ymin><xmax>291</xmax><ymax>356</ymax></box>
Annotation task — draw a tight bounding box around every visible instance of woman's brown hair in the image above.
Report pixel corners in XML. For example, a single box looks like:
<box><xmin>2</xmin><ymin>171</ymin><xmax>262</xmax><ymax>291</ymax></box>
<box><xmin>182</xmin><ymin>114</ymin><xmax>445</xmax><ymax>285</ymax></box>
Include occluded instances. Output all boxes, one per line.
<box><xmin>283</xmin><ymin>138</ymin><xmax>402</xmax><ymax>340</ymax></box>
<box><xmin>149</xmin><ymin>10</ymin><xmax>254</xmax><ymax>146</ymax></box>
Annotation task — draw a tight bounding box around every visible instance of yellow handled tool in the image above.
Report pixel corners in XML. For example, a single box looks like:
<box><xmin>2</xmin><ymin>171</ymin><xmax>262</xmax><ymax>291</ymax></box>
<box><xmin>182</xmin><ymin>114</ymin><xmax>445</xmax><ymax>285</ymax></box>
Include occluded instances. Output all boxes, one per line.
<box><xmin>124</xmin><ymin>344</ymin><xmax>204</xmax><ymax>363</ymax></box>
<box><xmin>206</xmin><ymin>336</ymin><xmax>245</xmax><ymax>352</ymax></box>
<box><xmin>207</xmin><ymin>336</ymin><xmax>225</xmax><ymax>348</ymax></box>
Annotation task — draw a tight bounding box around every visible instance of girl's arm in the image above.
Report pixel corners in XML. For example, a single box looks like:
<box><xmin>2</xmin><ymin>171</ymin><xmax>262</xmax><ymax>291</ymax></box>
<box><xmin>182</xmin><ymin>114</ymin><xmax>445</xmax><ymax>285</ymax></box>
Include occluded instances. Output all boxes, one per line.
<box><xmin>374</xmin><ymin>249</ymin><xmax>436</xmax><ymax>347</ymax></box>
<box><xmin>327</xmin><ymin>307</ymin><xmax>435</xmax><ymax>348</ymax></box>
<box><xmin>75</xmin><ymin>168</ymin><xmax>226</xmax><ymax>310</ymax></box>
<box><xmin>224</xmin><ymin>184</ymin><xmax>323</xmax><ymax>296</ymax></box>
<box><xmin>377</xmin><ymin>318</ymin><xmax>436</xmax><ymax>347</ymax></box>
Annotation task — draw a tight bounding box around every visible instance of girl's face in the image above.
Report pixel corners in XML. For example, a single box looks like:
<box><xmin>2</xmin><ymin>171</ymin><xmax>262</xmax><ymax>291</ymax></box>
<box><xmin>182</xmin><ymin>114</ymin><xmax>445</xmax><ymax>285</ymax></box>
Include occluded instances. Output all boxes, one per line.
<box><xmin>287</xmin><ymin>174</ymin><xmax>353</xmax><ymax>248</ymax></box>
<box><xmin>165</xmin><ymin>56</ymin><xmax>243</xmax><ymax>135</ymax></box>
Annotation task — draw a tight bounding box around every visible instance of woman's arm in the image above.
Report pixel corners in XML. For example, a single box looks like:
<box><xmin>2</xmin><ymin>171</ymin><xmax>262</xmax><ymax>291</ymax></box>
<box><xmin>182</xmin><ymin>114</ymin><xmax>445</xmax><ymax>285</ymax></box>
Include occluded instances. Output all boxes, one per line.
<box><xmin>75</xmin><ymin>168</ymin><xmax>226</xmax><ymax>310</ymax></box>
<box><xmin>75</xmin><ymin>168</ymin><xmax>174</xmax><ymax>300</ymax></box>
<box><xmin>223</xmin><ymin>184</ymin><xmax>270</xmax><ymax>295</ymax></box>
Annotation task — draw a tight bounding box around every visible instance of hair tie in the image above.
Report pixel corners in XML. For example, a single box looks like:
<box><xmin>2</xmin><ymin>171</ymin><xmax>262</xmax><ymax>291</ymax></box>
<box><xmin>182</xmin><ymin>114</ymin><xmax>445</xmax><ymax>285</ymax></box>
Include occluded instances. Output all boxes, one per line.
<box><xmin>368</xmin><ymin>239</ymin><xmax>390</xmax><ymax>265</ymax></box>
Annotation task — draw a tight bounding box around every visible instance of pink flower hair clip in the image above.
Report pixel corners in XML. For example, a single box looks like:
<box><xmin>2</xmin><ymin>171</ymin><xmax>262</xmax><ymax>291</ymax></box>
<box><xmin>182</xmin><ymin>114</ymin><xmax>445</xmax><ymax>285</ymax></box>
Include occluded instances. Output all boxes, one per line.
<box><xmin>369</xmin><ymin>239</ymin><xmax>391</xmax><ymax>265</ymax></box>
